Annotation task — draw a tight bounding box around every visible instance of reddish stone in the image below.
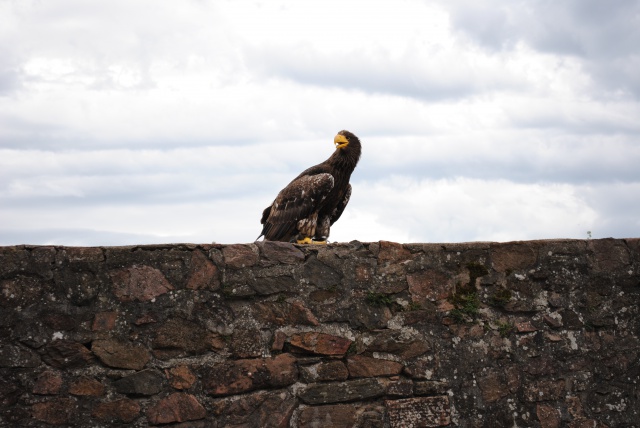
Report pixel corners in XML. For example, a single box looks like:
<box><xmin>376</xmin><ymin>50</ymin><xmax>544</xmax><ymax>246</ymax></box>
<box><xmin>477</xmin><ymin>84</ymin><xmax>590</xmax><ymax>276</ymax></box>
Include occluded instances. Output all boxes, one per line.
<box><xmin>92</xmin><ymin>338</ymin><xmax>150</xmax><ymax>370</ymax></box>
<box><xmin>213</xmin><ymin>390</ymin><xmax>297</xmax><ymax>428</ymax></box>
<box><xmin>491</xmin><ymin>242</ymin><xmax>538</xmax><ymax>272</ymax></box>
<box><xmin>109</xmin><ymin>265</ymin><xmax>174</xmax><ymax>302</ymax></box>
<box><xmin>92</xmin><ymin>311</ymin><xmax>117</xmax><ymax>331</ymax></box>
<box><xmin>254</xmin><ymin>301</ymin><xmax>319</xmax><ymax>326</ymax></box>
<box><xmin>261</xmin><ymin>241</ymin><xmax>305</xmax><ymax>264</ymax></box>
<box><xmin>272</xmin><ymin>331</ymin><xmax>286</xmax><ymax>351</ymax></box>
<box><xmin>378</xmin><ymin>241</ymin><xmax>411</xmax><ymax>263</ymax></box>
<box><xmin>301</xmin><ymin>361</ymin><xmax>349</xmax><ymax>383</ymax></box>
<box><xmin>355</xmin><ymin>264</ymin><xmax>373</xmax><ymax>283</ymax></box>
<box><xmin>69</xmin><ymin>377</ymin><xmax>105</xmax><ymax>396</ymax></box>
<box><xmin>386</xmin><ymin>396</ymin><xmax>450</xmax><ymax>427</ymax></box>
<box><xmin>33</xmin><ymin>371</ymin><xmax>63</xmax><ymax>395</ymax></box>
<box><xmin>437</xmin><ymin>300</ymin><xmax>455</xmax><ymax>312</ymax></box>
<box><xmin>316</xmin><ymin>361</ymin><xmax>349</xmax><ymax>381</ymax></box>
<box><xmin>407</xmin><ymin>269</ymin><xmax>452</xmax><ymax>304</ymax></box>
<box><xmin>32</xmin><ymin>398</ymin><xmax>76</xmax><ymax>426</ymax></box>
<box><xmin>92</xmin><ymin>398</ymin><xmax>140</xmax><ymax>423</ymax></box>
<box><xmin>516</xmin><ymin>321</ymin><xmax>537</xmax><ymax>333</ymax></box>
<box><xmin>204</xmin><ymin>353</ymin><xmax>298</xmax><ymax>396</ymax></box>
<box><xmin>166</xmin><ymin>366</ymin><xmax>197</xmax><ymax>390</ymax></box>
<box><xmin>537</xmin><ymin>403</ymin><xmax>560</xmax><ymax>428</ymax></box>
<box><xmin>478</xmin><ymin>370</ymin><xmax>508</xmax><ymax>403</ymax></box>
<box><xmin>289</xmin><ymin>332</ymin><xmax>352</xmax><ymax>356</ymax></box>
<box><xmin>299</xmin><ymin>404</ymin><xmax>357</xmax><ymax>427</ymax></box>
<box><xmin>223</xmin><ymin>244</ymin><xmax>259</xmax><ymax>269</ymax></box>
<box><xmin>347</xmin><ymin>355</ymin><xmax>403</xmax><ymax>378</ymax></box>
<box><xmin>146</xmin><ymin>393</ymin><xmax>206</xmax><ymax>425</ymax></box>
<box><xmin>186</xmin><ymin>250</ymin><xmax>220</xmax><ymax>290</ymax></box>
<box><xmin>566</xmin><ymin>396</ymin><xmax>585</xmax><ymax>419</ymax></box>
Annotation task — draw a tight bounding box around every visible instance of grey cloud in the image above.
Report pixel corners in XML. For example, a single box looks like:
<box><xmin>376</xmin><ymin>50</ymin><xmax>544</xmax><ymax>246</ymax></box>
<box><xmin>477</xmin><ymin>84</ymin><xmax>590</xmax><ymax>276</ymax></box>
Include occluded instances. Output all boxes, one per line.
<box><xmin>248</xmin><ymin>45</ymin><xmax>525</xmax><ymax>102</ymax></box>
<box><xmin>0</xmin><ymin>68</ymin><xmax>22</xmax><ymax>96</ymax></box>
<box><xmin>440</xmin><ymin>0</ymin><xmax>640</xmax><ymax>97</ymax></box>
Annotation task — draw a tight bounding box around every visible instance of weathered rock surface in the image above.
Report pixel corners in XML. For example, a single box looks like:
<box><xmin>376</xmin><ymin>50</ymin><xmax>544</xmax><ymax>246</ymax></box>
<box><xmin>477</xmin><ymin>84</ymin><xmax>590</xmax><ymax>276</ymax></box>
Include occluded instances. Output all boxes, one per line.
<box><xmin>0</xmin><ymin>238</ymin><xmax>638</xmax><ymax>426</ymax></box>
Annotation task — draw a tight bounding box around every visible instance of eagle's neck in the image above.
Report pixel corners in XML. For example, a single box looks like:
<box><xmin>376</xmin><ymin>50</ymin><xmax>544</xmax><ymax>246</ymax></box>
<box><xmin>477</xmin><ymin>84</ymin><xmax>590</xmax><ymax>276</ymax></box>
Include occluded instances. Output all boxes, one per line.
<box><xmin>329</xmin><ymin>143</ymin><xmax>361</xmax><ymax>173</ymax></box>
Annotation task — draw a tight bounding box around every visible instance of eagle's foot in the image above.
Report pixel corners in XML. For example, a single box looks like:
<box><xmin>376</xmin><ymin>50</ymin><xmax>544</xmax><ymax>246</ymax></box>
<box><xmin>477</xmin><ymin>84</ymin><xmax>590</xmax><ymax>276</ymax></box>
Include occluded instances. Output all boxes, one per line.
<box><xmin>296</xmin><ymin>237</ymin><xmax>313</xmax><ymax>244</ymax></box>
<box><xmin>311</xmin><ymin>240</ymin><xmax>327</xmax><ymax>245</ymax></box>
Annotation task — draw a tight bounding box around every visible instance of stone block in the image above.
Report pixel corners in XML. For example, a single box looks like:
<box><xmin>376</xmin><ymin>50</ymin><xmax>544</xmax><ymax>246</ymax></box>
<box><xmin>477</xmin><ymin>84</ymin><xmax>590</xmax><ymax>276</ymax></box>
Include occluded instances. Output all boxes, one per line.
<box><xmin>33</xmin><ymin>370</ymin><xmax>63</xmax><ymax>395</ymax></box>
<box><xmin>407</xmin><ymin>269</ymin><xmax>452</xmax><ymax>303</ymax></box>
<box><xmin>166</xmin><ymin>366</ymin><xmax>197</xmax><ymax>390</ymax></box>
<box><xmin>378</xmin><ymin>241</ymin><xmax>411</xmax><ymax>263</ymax></box>
<box><xmin>386</xmin><ymin>396</ymin><xmax>451</xmax><ymax>427</ymax></box>
<box><xmin>478</xmin><ymin>370</ymin><xmax>509</xmax><ymax>403</ymax></box>
<box><xmin>186</xmin><ymin>249</ymin><xmax>220</xmax><ymax>290</ymax></box>
<box><xmin>536</xmin><ymin>403</ymin><xmax>561</xmax><ymax>428</ymax></box>
<box><xmin>92</xmin><ymin>338</ymin><xmax>150</xmax><ymax>370</ymax></box>
<box><xmin>204</xmin><ymin>353</ymin><xmax>298</xmax><ymax>396</ymax></box>
<box><xmin>289</xmin><ymin>332</ymin><xmax>352</xmax><ymax>356</ymax></box>
<box><xmin>41</xmin><ymin>340</ymin><xmax>94</xmax><ymax>369</ymax></box>
<box><xmin>347</xmin><ymin>355</ymin><xmax>404</xmax><ymax>378</ymax></box>
<box><xmin>113</xmin><ymin>369</ymin><xmax>164</xmax><ymax>396</ymax></box>
<box><xmin>110</xmin><ymin>265</ymin><xmax>174</xmax><ymax>302</ymax></box>
<box><xmin>32</xmin><ymin>398</ymin><xmax>76</xmax><ymax>426</ymax></box>
<box><xmin>212</xmin><ymin>390</ymin><xmax>297</xmax><ymax>427</ymax></box>
<box><xmin>260</xmin><ymin>241</ymin><xmax>305</xmax><ymax>264</ymax></box>
<box><xmin>69</xmin><ymin>377</ymin><xmax>105</xmax><ymax>396</ymax></box>
<box><xmin>300</xmin><ymin>360</ymin><xmax>349</xmax><ymax>383</ymax></box>
<box><xmin>92</xmin><ymin>398</ymin><xmax>141</xmax><ymax>424</ymax></box>
<box><xmin>146</xmin><ymin>393</ymin><xmax>207</xmax><ymax>425</ymax></box>
<box><xmin>152</xmin><ymin>317</ymin><xmax>221</xmax><ymax>356</ymax></box>
<box><xmin>223</xmin><ymin>244</ymin><xmax>259</xmax><ymax>268</ymax></box>
<box><xmin>298</xmin><ymin>378</ymin><xmax>385</xmax><ymax>405</ymax></box>
<box><xmin>491</xmin><ymin>242</ymin><xmax>538</xmax><ymax>272</ymax></box>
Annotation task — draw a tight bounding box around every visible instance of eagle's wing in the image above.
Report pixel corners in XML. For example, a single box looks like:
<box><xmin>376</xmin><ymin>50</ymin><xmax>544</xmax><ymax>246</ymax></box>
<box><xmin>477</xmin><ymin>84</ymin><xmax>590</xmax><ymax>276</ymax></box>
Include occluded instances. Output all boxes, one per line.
<box><xmin>330</xmin><ymin>183</ymin><xmax>351</xmax><ymax>226</ymax></box>
<box><xmin>260</xmin><ymin>172</ymin><xmax>335</xmax><ymax>241</ymax></box>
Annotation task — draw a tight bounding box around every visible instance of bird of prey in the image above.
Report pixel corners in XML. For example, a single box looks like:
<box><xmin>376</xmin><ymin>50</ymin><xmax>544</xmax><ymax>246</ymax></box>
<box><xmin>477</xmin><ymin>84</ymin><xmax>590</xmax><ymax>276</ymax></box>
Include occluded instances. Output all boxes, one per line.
<box><xmin>259</xmin><ymin>130</ymin><xmax>362</xmax><ymax>244</ymax></box>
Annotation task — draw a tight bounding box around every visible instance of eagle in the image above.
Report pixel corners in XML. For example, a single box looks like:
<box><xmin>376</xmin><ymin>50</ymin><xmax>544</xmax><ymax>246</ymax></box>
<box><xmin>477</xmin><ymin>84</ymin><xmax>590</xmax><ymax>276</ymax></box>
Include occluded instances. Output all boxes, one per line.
<box><xmin>259</xmin><ymin>130</ymin><xmax>362</xmax><ymax>244</ymax></box>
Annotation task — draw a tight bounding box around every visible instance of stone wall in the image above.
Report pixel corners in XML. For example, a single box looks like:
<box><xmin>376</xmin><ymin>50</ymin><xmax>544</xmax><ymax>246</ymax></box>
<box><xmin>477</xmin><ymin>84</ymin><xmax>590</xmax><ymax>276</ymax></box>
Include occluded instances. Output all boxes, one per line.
<box><xmin>0</xmin><ymin>238</ymin><xmax>639</xmax><ymax>427</ymax></box>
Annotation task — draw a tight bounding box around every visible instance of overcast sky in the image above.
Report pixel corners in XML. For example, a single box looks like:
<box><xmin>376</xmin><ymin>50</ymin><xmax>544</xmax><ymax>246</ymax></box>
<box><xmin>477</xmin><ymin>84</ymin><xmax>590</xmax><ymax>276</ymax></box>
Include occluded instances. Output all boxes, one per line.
<box><xmin>1</xmin><ymin>0</ymin><xmax>639</xmax><ymax>246</ymax></box>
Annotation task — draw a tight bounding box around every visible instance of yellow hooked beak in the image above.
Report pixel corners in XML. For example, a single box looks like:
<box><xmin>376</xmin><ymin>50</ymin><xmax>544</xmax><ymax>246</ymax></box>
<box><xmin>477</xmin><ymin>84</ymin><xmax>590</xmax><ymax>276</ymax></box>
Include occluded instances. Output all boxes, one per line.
<box><xmin>334</xmin><ymin>134</ymin><xmax>349</xmax><ymax>149</ymax></box>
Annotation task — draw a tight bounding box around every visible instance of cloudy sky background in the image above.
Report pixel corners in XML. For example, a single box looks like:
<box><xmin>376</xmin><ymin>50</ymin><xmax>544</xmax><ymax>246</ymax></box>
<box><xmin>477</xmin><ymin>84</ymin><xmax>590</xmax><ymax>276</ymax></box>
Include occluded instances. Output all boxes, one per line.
<box><xmin>1</xmin><ymin>0</ymin><xmax>639</xmax><ymax>246</ymax></box>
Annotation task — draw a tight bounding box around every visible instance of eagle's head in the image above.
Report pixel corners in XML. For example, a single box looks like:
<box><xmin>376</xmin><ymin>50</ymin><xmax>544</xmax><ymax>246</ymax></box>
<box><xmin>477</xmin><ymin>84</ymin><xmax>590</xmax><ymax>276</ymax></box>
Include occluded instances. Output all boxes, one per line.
<box><xmin>334</xmin><ymin>130</ymin><xmax>360</xmax><ymax>150</ymax></box>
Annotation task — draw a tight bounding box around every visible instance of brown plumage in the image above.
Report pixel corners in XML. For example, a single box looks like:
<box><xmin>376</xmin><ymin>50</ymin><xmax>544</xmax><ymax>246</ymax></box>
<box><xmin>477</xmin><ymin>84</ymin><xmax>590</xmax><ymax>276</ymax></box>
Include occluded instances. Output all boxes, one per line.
<box><xmin>259</xmin><ymin>130</ymin><xmax>362</xmax><ymax>244</ymax></box>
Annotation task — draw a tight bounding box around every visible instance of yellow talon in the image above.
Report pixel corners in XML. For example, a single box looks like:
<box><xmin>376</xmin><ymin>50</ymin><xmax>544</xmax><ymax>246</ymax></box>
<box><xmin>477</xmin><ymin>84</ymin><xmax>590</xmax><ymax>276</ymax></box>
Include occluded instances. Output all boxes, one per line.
<box><xmin>297</xmin><ymin>237</ymin><xmax>313</xmax><ymax>244</ymax></box>
<box><xmin>311</xmin><ymin>240</ymin><xmax>327</xmax><ymax>245</ymax></box>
